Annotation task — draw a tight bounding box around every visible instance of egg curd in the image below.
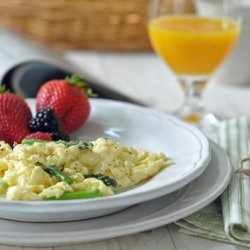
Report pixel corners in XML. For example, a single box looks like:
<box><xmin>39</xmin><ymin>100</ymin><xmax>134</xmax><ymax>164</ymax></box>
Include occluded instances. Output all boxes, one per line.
<box><xmin>0</xmin><ymin>138</ymin><xmax>171</xmax><ymax>201</ymax></box>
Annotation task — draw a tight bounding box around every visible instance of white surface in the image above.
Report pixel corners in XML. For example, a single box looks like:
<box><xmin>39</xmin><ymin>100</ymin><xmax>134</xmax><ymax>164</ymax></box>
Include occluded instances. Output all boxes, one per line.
<box><xmin>0</xmin><ymin>98</ymin><xmax>209</xmax><ymax>222</ymax></box>
<box><xmin>0</xmin><ymin>142</ymin><xmax>230</xmax><ymax>247</ymax></box>
<box><xmin>196</xmin><ymin>0</ymin><xmax>250</xmax><ymax>85</ymax></box>
<box><xmin>3</xmin><ymin>51</ymin><xmax>250</xmax><ymax>250</ymax></box>
<box><xmin>0</xmin><ymin>28</ymin><xmax>76</xmax><ymax>83</ymax></box>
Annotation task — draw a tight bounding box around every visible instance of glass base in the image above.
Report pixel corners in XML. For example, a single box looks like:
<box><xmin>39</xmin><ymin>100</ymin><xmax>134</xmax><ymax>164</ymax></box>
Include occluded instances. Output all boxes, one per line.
<box><xmin>175</xmin><ymin>109</ymin><xmax>220</xmax><ymax>140</ymax></box>
<box><xmin>175</xmin><ymin>76</ymin><xmax>220</xmax><ymax>140</ymax></box>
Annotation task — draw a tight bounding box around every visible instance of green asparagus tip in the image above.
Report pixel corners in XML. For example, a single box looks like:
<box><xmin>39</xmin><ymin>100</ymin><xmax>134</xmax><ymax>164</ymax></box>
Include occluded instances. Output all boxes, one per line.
<box><xmin>44</xmin><ymin>165</ymin><xmax>73</xmax><ymax>185</ymax></box>
<box><xmin>85</xmin><ymin>174</ymin><xmax>117</xmax><ymax>187</ymax></box>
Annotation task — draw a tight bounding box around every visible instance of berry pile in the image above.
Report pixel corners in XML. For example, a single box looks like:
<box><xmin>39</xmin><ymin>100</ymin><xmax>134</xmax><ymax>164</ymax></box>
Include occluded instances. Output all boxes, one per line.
<box><xmin>0</xmin><ymin>75</ymin><xmax>91</xmax><ymax>146</ymax></box>
<box><xmin>29</xmin><ymin>108</ymin><xmax>69</xmax><ymax>141</ymax></box>
<box><xmin>36</xmin><ymin>75</ymin><xmax>91</xmax><ymax>133</ymax></box>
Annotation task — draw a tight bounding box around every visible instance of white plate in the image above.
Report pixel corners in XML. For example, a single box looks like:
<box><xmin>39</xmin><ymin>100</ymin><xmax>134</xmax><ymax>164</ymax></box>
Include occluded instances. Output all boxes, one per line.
<box><xmin>0</xmin><ymin>99</ymin><xmax>210</xmax><ymax>222</ymax></box>
<box><xmin>0</xmin><ymin>141</ymin><xmax>231</xmax><ymax>247</ymax></box>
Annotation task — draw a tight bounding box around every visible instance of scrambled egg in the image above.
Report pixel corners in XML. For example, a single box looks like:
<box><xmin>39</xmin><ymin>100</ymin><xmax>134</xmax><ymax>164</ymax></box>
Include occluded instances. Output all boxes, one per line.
<box><xmin>0</xmin><ymin>138</ymin><xmax>171</xmax><ymax>201</ymax></box>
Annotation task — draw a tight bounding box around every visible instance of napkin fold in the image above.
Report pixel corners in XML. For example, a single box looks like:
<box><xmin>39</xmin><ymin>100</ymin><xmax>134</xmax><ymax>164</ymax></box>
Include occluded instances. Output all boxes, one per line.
<box><xmin>176</xmin><ymin>117</ymin><xmax>250</xmax><ymax>247</ymax></box>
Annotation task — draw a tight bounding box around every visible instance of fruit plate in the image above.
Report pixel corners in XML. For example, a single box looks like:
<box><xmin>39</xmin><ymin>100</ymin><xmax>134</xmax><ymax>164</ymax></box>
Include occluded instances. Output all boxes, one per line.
<box><xmin>0</xmin><ymin>98</ymin><xmax>210</xmax><ymax>222</ymax></box>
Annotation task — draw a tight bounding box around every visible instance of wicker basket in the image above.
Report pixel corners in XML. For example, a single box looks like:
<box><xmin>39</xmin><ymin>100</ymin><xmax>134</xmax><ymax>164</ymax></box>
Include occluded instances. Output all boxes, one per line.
<box><xmin>0</xmin><ymin>0</ymin><xmax>195</xmax><ymax>51</ymax></box>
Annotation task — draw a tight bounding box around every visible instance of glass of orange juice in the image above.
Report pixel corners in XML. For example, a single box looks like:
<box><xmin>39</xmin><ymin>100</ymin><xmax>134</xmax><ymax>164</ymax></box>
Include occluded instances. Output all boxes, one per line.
<box><xmin>148</xmin><ymin>0</ymin><xmax>241</xmax><ymax>133</ymax></box>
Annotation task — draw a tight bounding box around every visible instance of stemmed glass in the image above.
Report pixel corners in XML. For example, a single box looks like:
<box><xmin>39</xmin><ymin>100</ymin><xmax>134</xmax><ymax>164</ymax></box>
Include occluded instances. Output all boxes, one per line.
<box><xmin>148</xmin><ymin>0</ymin><xmax>240</xmax><ymax>134</ymax></box>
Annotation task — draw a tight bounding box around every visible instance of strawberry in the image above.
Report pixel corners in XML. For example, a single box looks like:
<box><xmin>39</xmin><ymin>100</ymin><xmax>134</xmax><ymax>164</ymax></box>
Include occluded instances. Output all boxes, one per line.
<box><xmin>0</xmin><ymin>87</ymin><xmax>32</xmax><ymax>146</ymax></box>
<box><xmin>25</xmin><ymin>132</ymin><xmax>52</xmax><ymax>141</ymax></box>
<box><xmin>36</xmin><ymin>75</ymin><xmax>91</xmax><ymax>133</ymax></box>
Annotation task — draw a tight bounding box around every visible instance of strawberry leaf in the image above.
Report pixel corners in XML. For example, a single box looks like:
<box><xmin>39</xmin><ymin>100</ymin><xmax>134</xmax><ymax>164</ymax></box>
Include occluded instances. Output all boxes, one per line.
<box><xmin>65</xmin><ymin>75</ymin><xmax>97</xmax><ymax>97</ymax></box>
<box><xmin>0</xmin><ymin>85</ymin><xmax>7</xmax><ymax>93</ymax></box>
<box><xmin>65</xmin><ymin>74</ymin><xmax>87</xmax><ymax>88</ymax></box>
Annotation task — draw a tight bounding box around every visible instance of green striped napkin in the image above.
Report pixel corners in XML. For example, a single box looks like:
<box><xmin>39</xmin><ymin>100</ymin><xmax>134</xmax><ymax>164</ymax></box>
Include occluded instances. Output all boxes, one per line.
<box><xmin>175</xmin><ymin>117</ymin><xmax>250</xmax><ymax>247</ymax></box>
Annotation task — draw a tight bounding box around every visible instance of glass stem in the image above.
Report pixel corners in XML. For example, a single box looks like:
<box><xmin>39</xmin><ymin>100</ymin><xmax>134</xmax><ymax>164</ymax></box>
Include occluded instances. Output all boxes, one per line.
<box><xmin>178</xmin><ymin>77</ymin><xmax>207</xmax><ymax>122</ymax></box>
<box><xmin>176</xmin><ymin>77</ymin><xmax>219</xmax><ymax>140</ymax></box>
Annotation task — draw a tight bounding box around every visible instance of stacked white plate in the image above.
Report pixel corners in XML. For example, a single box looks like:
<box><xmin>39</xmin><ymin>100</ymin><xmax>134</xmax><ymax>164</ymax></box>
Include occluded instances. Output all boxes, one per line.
<box><xmin>0</xmin><ymin>99</ymin><xmax>231</xmax><ymax>247</ymax></box>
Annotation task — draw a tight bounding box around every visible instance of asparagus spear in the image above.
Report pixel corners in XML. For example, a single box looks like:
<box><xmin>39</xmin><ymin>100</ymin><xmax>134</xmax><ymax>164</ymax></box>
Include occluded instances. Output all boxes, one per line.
<box><xmin>55</xmin><ymin>140</ymin><xmax>94</xmax><ymax>149</ymax></box>
<box><xmin>43</xmin><ymin>189</ymin><xmax>101</xmax><ymax>200</ymax></box>
<box><xmin>22</xmin><ymin>139</ymin><xmax>93</xmax><ymax>149</ymax></box>
<box><xmin>22</xmin><ymin>139</ymin><xmax>46</xmax><ymax>145</ymax></box>
<box><xmin>0</xmin><ymin>181</ymin><xmax>8</xmax><ymax>190</ymax></box>
<box><xmin>44</xmin><ymin>165</ymin><xmax>73</xmax><ymax>185</ymax></box>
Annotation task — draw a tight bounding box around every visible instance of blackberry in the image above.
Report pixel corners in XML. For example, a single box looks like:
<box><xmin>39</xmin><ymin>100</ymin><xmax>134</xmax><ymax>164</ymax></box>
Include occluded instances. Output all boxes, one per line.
<box><xmin>50</xmin><ymin>130</ymin><xmax>70</xmax><ymax>141</ymax></box>
<box><xmin>29</xmin><ymin>108</ymin><xmax>60</xmax><ymax>132</ymax></box>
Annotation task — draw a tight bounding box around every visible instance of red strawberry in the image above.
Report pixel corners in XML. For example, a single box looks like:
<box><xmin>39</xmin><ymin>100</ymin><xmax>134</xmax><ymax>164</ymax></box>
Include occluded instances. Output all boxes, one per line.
<box><xmin>25</xmin><ymin>132</ymin><xmax>52</xmax><ymax>141</ymax></box>
<box><xmin>0</xmin><ymin>88</ymin><xmax>32</xmax><ymax>146</ymax></box>
<box><xmin>36</xmin><ymin>75</ymin><xmax>91</xmax><ymax>133</ymax></box>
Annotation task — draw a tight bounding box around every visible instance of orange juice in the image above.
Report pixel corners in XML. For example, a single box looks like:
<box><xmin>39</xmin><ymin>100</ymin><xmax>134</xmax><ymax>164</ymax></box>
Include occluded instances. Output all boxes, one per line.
<box><xmin>148</xmin><ymin>15</ymin><xmax>240</xmax><ymax>76</ymax></box>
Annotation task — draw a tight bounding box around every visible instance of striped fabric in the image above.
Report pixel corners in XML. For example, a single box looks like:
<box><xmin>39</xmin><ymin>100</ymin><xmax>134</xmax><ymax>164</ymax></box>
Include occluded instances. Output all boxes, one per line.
<box><xmin>175</xmin><ymin>117</ymin><xmax>250</xmax><ymax>246</ymax></box>
<box><xmin>220</xmin><ymin>117</ymin><xmax>250</xmax><ymax>242</ymax></box>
